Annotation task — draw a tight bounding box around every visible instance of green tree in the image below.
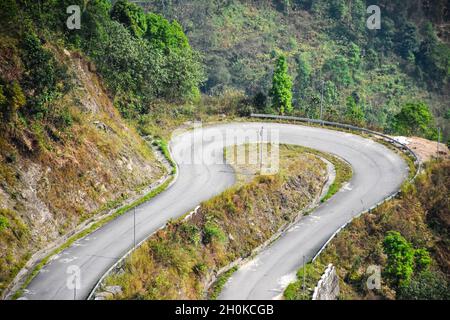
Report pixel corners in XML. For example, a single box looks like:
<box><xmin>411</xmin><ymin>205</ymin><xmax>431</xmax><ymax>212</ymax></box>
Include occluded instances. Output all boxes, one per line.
<box><xmin>392</xmin><ymin>102</ymin><xmax>436</xmax><ymax>139</ymax></box>
<box><xmin>294</xmin><ymin>53</ymin><xmax>311</xmax><ymax>105</ymax></box>
<box><xmin>414</xmin><ymin>248</ymin><xmax>431</xmax><ymax>272</ymax></box>
<box><xmin>111</xmin><ymin>0</ymin><xmax>147</xmax><ymax>37</ymax></box>
<box><xmin>329</xmin><ymin>0</ymin><xmax>347</xmax><ymax>20</ymax></box>
<box><xmin>345</xmin><ymin>96</ymin><xmax>365</xmax><ymax>126</ymax></box>
<box><xmin>270</xmin><ymin>55</ymin><xmax>293</xmax><ymax>115</ymax></box>
<box><xmin>145</xmin><ymin>13</ymin><xmax>189</xmax><ymax>52</ymax></box>
<box><xmin>397</xmin><ymin>21</ymin><xmax>419</xmax><ymax>61</ymax></box>
<box><xmin>383</xmin><ymin>231</ymin><xmax>415</xmax><ymax>285</ymax></box>
<box><xmin>347</xmin><ymin>43</ymin><xmax>361</xmax><ymax>69</ymax></box>
<box><xmin>323</xmin><ymin>55</ymin><xmax>352</xmax><ymax>87</ymax></box>
<box><xmin>416</xmin><ymin>23</ymin><xmax>450</xmax><ymax>86</ymax></box>
<box><xmin>21</xmin><ymin>31</ymin><xmax>67</xmax><ymax>115</ymax></box>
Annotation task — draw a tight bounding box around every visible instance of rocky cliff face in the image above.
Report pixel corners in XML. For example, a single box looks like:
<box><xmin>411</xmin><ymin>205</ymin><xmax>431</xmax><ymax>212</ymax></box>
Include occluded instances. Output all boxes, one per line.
<box><xmin>0</xmin><ymin>49</ymin><xmax>164</xmax><ymax>295</ymax></box>
<box><xmin>312</xmin><ymin>264</ymin><xmax>340</xmax><ymax>300</ymax></box>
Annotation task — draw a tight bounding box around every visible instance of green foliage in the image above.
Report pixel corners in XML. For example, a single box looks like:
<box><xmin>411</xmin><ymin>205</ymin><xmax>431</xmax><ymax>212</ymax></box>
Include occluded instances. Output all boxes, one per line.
<box><xmin>203</xmin><ymin>221</ymin><xmax>226</xmax><ymax>244</ymax></box>
<box><xmin>20</xmin><ymin>31</ymin><xmax>68</xmax><ymax>116</ymax></box>
<box><xmin>294</xmin><ymin>53</ymin><xmax>311</xmax><ymax>105</ymax></box>
<box><xmin>0</xmin><ymin>215</ymin><xmax>9</xmax><ymax>231</ymax></box>
<box><xmin>284</xmin><ymin>261</ymin><xmax>326</xmax><ymax>300</ymax></box>
<box><xmin>323</xmin><ymin>55</ymin><xmax>352</xmax><ymax>88</ymax></box>
<box><xmin>397</xmin><ymin>21</ymin><xmax>419</xmax><ymax>60</ymax></box>
<box><xmin>252</xmin><ymin>92</ymin><xmax>268</xmax><ymax>112</ymax></box>
<box><xmin>180</xmin><ymin>223</ymin><xmax>201</xmax><ymax>246</ymax></box>
<box><xmin>0</xmin><ymin>81</ymin><xmax>26</xmax><ymax>123</ymax></box>
<box><xmin>270</xmin><ymin>55</ymin><xmax>293</xmax><ymax>115</ymax></box>
<box><xmin>9</xmin><ymin>81</ymin><xmax>26</xmax><ymax>112</ymax></box>
<box><xmin>392</xmin><ymin>102</ymin><xmax>437</xmax><ymax>139</ymax></box>
<box><xmin>145</xmin><ymin>13</ymin><xmax>189</xmax><ymax>52</ymax></box>
<box><xmin>347</xmin><ymin>43</ymin><xmax>361</xmax><ymax>69</ymax></box>
<box><xmin>78</xmin><ymin>4</ymin><xmax>204</xmax><ymax>115</ymax></box>
<box><xmin>416</xmin><ymin>23</ymin><xmax>450</xmax><ymax>87</ymax></box>
<box><xmin>111</xmin><ymin>0</ymin><xmax>148</xmax><ymax>37</ymax></box>
<box><xmin>397</xmin><ymin>271</ymin><xmax>450</xmax><ymax>300</ymax></box>
<box><xmin>1</xmin><ymin>0</ymin><xmax>203</xmax><ymax>120</ymax></box>
<box><xmin>383</xmin><ymin>231</ymin><xmax>415</xmax><ymax>285</ymax></box>
<box><xmin>329</xmin><ymin>0</ymin><xmax>347</xmax><ymax>20</ymax></box>
<box><xmin>345</xmin><ymin>96</ymin><xmax>365</xmax><ymax>126</ymax></box>
<box><xmin>209</xmin><ymin>266</ymin><xmax>238</xmax><ymax>300</ymax></box>
<box><xmin>414</xmin><ymin>248</ymin><xmax>431</xmax><ymax>272</ymax></box>
<box><xmin>236</xmin><ymin>99</ymin><xmax>253</xmax><ymax>117</ymax></box>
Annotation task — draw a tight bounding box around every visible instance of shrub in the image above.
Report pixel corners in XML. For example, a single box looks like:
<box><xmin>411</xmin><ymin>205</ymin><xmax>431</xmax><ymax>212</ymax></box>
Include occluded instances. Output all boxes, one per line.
<box><xmin>397</xmin><ymin>271</ymin><xmax>450</xmax><ymax>300</ymax></box>
<box><xmin>382</xmin><ymin>231</ymin><xmax>415</xmax><ymax>285</ymax></box>
<box><xmin>252</xmin><ymin>92</ymin><xmax>267</xmax><ymax>112</ymax></box>
<box><xmin>236</xmin><ymin>99</ymin><xmax>253</xmax><ymax>117</ymax></box>
<box><xmin>345</xmin><ymin>95</ymin><xmax>365</xmax><ymax>126</ymax></box>
<box><xmin>391</xmin><ymin>102</ymin><xmax>437</xmax><ymax>139</ymax></box>
<box><xmin>414</xmin><ymin>248</ymin><xmax>431</xmax><ymax>272</ymax></box>
<box><xmin>111</xmin><ymin>0</ymin><xmax>148</xmax><ymax>38</ymax></box>
<box><xmin>20</xmin><ymin>31</ymin><xmax>67</xmax><ymax>115</ymax></box>
<box><xmin>203</xmin><ymin>221</ymin><xmax>226</xmax><ymax>244</ymax></box>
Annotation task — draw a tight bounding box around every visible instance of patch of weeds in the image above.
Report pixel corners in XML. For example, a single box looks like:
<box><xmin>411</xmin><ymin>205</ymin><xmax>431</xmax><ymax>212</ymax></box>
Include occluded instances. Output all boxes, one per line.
<box><xmin>209</xmin><ymin>266</ymin><xmax>238</xmax><ymax>300</ymax></box>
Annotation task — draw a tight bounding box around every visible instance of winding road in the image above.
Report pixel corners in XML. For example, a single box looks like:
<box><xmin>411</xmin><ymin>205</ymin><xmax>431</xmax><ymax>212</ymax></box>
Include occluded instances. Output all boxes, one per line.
<box><xmin>20</xmin><ymin>122</ymin><xmax>408</xmax><ymax>300</ymax></box>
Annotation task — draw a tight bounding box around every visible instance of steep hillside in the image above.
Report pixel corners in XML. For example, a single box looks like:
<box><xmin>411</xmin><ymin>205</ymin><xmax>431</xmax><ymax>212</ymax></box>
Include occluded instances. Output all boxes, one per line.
<box><xmin>0</xmin><ymin>43</ymin><xmax>165</xmax><ymax>295</ymax></box>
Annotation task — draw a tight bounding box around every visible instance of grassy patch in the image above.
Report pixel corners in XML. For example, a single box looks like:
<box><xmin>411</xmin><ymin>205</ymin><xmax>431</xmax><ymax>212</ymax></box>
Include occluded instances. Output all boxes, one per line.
<box><xmin>208</xmin><ymin>266</ymin><xmax>238</xmax><ymax>300</ymax></box>
<box><xmin>320</xmin><ymin>156</ymin><xmax>352</xmax><ymax>202</ymax></box>
<box><xmin>284</xmin><ymin>261</ymin><xmax>327</xmax><ymax>300</ymax></box>
<box><xmin>153</xmin><ymin>138</ymin><xmax>177</xmax><ymax>174</ymax></box>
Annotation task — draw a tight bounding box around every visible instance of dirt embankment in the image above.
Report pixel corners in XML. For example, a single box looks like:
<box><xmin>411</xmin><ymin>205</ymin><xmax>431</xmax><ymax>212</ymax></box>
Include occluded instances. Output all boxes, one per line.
<box><xmin>393</xmin><ymin>136</ymin><xmax>449</xmax><ymax>162</ymax></box>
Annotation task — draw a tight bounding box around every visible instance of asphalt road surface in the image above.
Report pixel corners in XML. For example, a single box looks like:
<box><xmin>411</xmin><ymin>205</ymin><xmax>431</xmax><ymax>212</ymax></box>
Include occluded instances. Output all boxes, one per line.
<box><xmin>21</xmin><ymin>122</ymin><xmax>408</xmax><ymax>300</ymax></box>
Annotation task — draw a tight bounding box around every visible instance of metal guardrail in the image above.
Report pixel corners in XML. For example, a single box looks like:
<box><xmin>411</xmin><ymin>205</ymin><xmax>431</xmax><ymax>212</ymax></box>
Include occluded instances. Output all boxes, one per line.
<box><xmin>250</xmin><ymin>113</ymin><xmax>422</xmax><ymax>262</ymax></box>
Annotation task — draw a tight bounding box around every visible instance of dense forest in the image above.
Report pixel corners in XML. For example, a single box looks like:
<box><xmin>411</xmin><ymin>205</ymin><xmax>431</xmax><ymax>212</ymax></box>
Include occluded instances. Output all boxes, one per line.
<box><xmin>137</xmin><ymin>0</ymin><xmax>450</xmax><ymax>141</ymax></box>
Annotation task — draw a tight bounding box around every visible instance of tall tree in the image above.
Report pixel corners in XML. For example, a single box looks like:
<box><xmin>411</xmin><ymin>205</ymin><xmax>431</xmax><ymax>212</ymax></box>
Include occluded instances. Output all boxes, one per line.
<box><xmin>270</xmin><ymin>55</ymin><xmax>293</xmax><ymax>115</ymax></box>
<box><xmin>392</xmin><ymin>102</ymin><xmax>437</xmax><ymax>139</ymax></box>
<box><xmin>294</xmin><ymin>53</ymin><xmax>311</xmax><ymax>105</ymax></box>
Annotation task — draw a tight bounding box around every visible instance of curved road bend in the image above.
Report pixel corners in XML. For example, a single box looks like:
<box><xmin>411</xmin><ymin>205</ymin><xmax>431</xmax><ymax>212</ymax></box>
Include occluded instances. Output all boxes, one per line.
<box><xmin>21</xmin><ymin>122</ymin><xmax>408</xmax><ymax>300</ymax></box>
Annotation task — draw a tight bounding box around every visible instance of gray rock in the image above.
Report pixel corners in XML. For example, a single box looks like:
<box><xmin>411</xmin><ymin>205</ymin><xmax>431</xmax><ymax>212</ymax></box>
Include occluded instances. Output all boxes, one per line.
<box><xmin>105</xmin><ymin>285</ymin><xmax>123</xmax><ymax>295</ymax></box>
<box><xmin>94</xmin><ymin>291</ymin><xmax>113</xmax><ymax>300</ymax></box>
